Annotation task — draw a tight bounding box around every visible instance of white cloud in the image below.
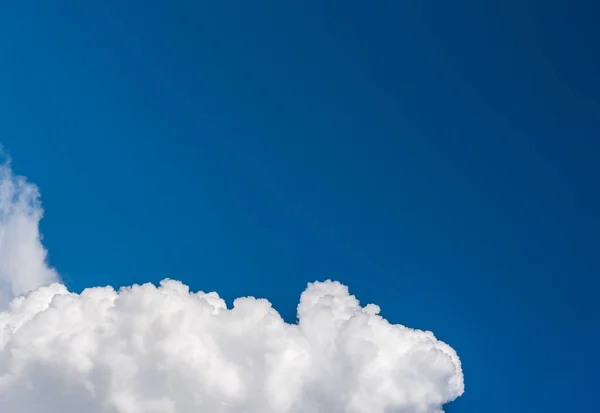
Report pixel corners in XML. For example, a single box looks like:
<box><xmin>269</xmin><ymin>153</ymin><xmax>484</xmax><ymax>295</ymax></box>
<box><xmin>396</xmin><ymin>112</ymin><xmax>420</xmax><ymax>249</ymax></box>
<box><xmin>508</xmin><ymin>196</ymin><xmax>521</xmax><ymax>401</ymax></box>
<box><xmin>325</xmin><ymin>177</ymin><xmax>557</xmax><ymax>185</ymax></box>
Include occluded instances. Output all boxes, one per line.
<box><xmin>0</xmin><ymin>161</ymin><xmax>59</xmax><ymax>306</ymax></box>
<box><xmin>0</xmin><ymin>160</ymin><xmax>464</xmax><ymax>413</ymax></box>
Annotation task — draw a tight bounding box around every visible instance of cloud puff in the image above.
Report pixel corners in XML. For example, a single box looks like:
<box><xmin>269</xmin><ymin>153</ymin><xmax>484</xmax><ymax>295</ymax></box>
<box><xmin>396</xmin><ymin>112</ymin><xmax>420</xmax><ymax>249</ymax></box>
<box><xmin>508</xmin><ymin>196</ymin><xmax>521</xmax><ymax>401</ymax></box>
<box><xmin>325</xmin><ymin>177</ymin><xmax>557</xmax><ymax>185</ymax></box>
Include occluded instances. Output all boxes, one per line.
<box><xmin>0</xmin><ymin>160</ymin><xmax>59</xmax><ymax>306</ymax></box>
<box><xmin>0</xmin><ymin>160</ymin><xmax>464</xmax><ymax>413</ymax></box>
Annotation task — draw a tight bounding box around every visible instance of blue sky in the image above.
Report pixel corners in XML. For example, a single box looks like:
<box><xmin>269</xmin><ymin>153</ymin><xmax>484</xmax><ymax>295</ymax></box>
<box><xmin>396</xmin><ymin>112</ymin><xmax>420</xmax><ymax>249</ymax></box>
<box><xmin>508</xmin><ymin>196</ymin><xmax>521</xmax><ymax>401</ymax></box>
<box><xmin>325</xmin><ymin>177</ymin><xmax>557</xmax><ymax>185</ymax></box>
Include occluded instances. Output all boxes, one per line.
<box><xmin>1</xmin><ymin>1</ymin><xmax>599</xmax><ymax>412</ymax></box>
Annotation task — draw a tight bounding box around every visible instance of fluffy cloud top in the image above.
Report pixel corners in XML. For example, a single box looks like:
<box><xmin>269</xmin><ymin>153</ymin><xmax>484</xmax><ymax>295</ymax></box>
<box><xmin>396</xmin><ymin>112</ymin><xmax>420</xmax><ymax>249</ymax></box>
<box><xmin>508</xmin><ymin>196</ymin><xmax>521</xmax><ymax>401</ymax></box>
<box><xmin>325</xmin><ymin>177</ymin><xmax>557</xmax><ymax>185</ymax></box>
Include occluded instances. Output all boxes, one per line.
<box><xmin>0</xmin><ymin>161</ymin><xmax>59</xmax><ymax>306</ymax></box>
<box><xmin>0</xmin><ymin>160</ymin><xmax>464</xmax><ymax>413</ymax></box>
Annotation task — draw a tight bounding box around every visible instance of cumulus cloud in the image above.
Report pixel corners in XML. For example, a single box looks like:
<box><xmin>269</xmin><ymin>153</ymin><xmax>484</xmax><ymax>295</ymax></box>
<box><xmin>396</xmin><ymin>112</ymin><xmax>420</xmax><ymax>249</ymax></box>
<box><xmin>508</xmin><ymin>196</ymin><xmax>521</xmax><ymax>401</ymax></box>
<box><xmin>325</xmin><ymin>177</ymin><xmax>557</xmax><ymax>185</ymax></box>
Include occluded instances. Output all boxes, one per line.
<box><xmin>0</xmin><ymin>160</ymin><xmax>464</xmax><ymax>413</ymax></box>
<box><xmin>0</xmin><ymin>159</ymin><xmax>59</xmax><ymax>306</ymax></box>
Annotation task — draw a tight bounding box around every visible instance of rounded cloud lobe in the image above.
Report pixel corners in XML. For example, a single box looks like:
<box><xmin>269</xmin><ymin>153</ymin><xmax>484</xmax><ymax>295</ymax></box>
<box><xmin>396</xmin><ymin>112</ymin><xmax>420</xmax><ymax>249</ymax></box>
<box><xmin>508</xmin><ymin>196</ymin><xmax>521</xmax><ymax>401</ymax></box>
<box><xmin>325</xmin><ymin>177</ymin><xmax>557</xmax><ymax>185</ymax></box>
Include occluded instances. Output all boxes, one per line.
<box><xmin>0</xmin><ymin>162</ymin><xmax>59</xmax><ymax>305</ymax></box>
<box><xmin>0</xmin><ymin>161</ymin><xmax>464</xmax><ymax>413</ymax></box>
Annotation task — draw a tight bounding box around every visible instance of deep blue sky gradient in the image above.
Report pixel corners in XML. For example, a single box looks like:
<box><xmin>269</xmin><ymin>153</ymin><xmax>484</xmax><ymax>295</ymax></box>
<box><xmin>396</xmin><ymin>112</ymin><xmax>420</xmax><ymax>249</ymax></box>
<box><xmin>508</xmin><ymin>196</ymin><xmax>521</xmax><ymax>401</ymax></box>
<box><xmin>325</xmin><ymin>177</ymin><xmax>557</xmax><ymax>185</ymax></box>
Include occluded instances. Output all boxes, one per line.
<box><xmin>1</xmin><ymin>2</ymin><xmax>599</xmax><ymax>412</ymax></box>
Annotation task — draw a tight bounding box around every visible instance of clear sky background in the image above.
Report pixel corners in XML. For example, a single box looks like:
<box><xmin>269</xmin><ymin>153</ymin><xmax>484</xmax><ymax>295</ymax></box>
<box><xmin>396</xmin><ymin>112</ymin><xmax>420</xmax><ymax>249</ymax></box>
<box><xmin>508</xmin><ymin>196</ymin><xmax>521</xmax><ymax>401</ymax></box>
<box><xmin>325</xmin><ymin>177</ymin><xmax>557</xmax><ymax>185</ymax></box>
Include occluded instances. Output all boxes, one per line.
<box><xmin>1</xmin><ymin>1</ymin><xmax>599</xmax><ymax>412</ymax></box>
